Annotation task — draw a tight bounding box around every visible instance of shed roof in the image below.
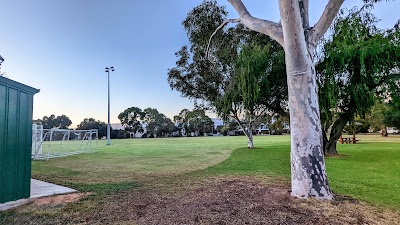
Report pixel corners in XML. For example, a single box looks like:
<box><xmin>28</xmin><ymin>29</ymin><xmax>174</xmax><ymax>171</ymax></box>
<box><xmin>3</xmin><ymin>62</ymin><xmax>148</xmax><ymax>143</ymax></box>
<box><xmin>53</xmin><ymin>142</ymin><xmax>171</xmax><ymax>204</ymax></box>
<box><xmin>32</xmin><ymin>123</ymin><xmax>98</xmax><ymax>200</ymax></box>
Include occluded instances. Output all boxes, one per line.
<box><xmin>0</xmin><ymin>76</ymin><xmax>40</xmax><ymax>94</ymax></box>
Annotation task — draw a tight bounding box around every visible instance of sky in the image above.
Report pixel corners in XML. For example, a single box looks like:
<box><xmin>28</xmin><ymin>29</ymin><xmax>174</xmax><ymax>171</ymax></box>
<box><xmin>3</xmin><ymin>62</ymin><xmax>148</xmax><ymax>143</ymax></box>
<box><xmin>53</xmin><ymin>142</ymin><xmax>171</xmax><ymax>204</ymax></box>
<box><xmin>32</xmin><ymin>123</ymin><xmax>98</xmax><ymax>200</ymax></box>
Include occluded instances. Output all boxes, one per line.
<box><xmin>0</xmin><ymin>0</ymin><xmax>398</xmax><ymax>127</ymax></box>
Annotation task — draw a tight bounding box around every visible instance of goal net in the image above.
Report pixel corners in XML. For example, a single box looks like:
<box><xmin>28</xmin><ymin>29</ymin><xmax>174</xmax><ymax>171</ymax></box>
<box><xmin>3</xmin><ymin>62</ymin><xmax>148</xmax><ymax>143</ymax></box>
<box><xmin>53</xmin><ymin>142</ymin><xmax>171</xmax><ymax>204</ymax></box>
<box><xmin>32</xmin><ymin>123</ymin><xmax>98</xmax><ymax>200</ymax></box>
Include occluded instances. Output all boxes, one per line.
<box><xmin>32</xmin><ymin>124</ymin><xmax>98</xmax><ymax>160</ymax></box>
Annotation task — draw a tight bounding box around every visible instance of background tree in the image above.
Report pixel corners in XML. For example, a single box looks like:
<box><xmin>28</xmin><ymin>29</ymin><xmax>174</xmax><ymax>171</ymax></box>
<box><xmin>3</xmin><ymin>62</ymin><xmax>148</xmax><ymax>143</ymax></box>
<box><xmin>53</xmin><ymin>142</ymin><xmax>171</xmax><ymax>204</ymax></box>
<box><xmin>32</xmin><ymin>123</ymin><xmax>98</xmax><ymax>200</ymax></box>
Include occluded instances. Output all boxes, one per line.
<box><xmin>268</xmin><ymin>114</ymin><xmax>290</xmax><ymax>134</ymax></box>
<box><xmin>155</xmin><ymin>116</ymin><xmax>177</xmax><ymax>137</ymax></box>
<box><xmin>384</xmin><ymin>103</ymin><xmax>400</xmax><ymax>129</ymax></box>
<box><xmin>216</xmin><ymin>125</ymin><xmax>225</xmax><ymax>135</ymax></box>
<box><xmin>142</xmin><ymin>108</ymin><xmax>176</xmax><ymax>137</ymax></box>
<box><xmin>185</xmin><ymin>109</ymin><xmax>214</xmax><ymax>136</ymax></box>
<box><xmin>383</xmin><ymin>82</ymin><xmax>400</xmax><ymax>129</ymax></box>
<box><xmin>118</xmin><ymin>107</ymin><xmax>144</xmax><ymax>137</ymax></box>
<box><xmin>173</xmin><ymin>109</ymin><xmax>190</xmax><ymax>136</ymax></box>
<box><xmin>366</xmin><ymin>101</ymin><xmax>388</xmax><ymax>132</ymax></box>
<box><xmin>34</xmin><ymin>114</ymin><xmax>72</xmax><ymax>129</ymax></box>
<box><xmin>216</xmin><ymin>43</ymin><xmax>287</xmax><ymax>147</ymax></box>
<box><xmin>317</xmin><ymin>7</ymin><xmax>400</xmax><ymax>155</ymax></box>
<box><xmin>168</xmin><ymin>1</ymin><xmax>287</xmax><ymax>148</ymax></box>
<box><xmin>77</xmin><ymin>118</ymin><xmax>108</xmax><ymax>138</ymax></box>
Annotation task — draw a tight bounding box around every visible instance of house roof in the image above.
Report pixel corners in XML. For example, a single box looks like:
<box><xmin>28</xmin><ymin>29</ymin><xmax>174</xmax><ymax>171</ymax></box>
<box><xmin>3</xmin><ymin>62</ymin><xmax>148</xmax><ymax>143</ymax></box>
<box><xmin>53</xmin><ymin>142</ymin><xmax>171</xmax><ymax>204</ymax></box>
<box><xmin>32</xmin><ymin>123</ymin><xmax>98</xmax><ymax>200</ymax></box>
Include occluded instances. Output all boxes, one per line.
<box><xmin>111</xmin><ymin>123</ymin><xmax>124</xmax><ymax>130</ymax></box>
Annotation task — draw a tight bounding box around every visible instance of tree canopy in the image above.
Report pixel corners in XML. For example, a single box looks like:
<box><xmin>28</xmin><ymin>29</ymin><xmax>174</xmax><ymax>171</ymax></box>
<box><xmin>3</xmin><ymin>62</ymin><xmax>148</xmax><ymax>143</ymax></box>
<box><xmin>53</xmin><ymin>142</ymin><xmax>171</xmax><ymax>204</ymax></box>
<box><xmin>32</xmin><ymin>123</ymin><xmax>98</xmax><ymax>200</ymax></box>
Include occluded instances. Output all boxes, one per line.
<box><xmin>142</xmin><ymin>108</ymin><xmax>177</xmax><ymax>137</ymax></box>
<box><xmin>317</xmin><ymin>7</ymin><xmax>400</xmax><ymax>155</ymax></box>
<box><xmin>183</xmin><ymin>109</ymin><xmax>214</xmax><ymax>136</ymax></box>
<box><xmin>77</xmin><ymin>118</ymin><xmax>108</xmax><ymax>138</ymax></box>
<box><xmin>168</xmin><ymin>1</ymin><xmax>287</xmax><ymax>147</ymax></box>
<box><xmin>34</xmin><ymin>114</ymin><xmax>72</xmax><ymax>129</ymax></box>
<box><xmin>118</xmin><ymin>107</ymin><xmax>144</xmax><ymax>135</ymax></box>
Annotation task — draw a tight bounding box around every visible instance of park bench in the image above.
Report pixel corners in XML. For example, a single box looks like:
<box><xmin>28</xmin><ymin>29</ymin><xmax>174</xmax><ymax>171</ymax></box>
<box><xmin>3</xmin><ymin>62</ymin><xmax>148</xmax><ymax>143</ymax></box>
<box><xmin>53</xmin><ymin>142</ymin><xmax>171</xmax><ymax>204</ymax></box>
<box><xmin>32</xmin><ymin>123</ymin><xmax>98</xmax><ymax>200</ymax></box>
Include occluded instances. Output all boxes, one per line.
<box><xmin>340</xmin><ymin>136</ymin><xmax>359</xmax><ymax>144</ymax></box>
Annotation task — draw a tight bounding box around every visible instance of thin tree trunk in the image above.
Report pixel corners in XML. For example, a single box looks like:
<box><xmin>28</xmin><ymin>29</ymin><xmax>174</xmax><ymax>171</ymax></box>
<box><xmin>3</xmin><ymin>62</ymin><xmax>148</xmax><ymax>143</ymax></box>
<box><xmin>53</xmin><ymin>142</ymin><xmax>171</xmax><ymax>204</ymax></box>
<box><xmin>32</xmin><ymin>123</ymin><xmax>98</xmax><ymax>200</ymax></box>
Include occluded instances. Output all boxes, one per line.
<box><xmin>246</xmin><ymin>122</ymin><xmax>254</xmax><ymax>148</ymax></box>
<box><xmin>279</xmin><ymin>0</ymin><xmax>332</xmax><ymax>199</ymax></box>
<box><xmin>234</xmin><ymin>117</ymin><xmax>255</xmax><ymax>149</ymax></box>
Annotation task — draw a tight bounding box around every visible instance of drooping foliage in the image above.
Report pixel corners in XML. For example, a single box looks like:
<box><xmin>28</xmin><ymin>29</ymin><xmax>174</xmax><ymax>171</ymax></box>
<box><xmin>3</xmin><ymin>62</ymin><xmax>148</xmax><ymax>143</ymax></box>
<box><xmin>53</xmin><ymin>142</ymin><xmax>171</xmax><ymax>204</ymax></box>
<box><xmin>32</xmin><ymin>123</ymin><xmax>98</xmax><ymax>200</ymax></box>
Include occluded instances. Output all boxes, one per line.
<box><xmin>167</xmin><ymin>0</ymin><xmax>287</xmax><ymax>147</ymax></box>
<box><xmin>317</xmin><ymin>6</ymin><xmax>400</xmax><ymax>154</ymax></box>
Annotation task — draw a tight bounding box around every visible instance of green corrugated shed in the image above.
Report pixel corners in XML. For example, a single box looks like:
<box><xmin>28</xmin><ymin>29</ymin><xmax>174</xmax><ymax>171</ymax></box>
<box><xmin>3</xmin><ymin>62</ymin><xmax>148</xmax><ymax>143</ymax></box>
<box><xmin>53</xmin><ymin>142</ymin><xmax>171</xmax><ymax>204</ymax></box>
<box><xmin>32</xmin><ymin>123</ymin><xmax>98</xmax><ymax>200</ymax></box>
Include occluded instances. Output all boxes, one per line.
<box><xmin>0</xmin><ymin>76</ymin><xmax>39</xmax><ymax>203</ymax></box>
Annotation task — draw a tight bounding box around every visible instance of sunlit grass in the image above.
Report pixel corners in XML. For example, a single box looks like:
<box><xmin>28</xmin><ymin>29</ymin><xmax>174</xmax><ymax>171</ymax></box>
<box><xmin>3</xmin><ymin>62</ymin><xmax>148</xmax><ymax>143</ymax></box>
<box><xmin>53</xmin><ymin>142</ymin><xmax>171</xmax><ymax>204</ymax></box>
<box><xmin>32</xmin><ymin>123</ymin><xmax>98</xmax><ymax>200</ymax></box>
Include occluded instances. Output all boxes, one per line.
<box><xmin>32</xmin><ymin>136</ymin><xmax>247</xmax><ymax>185</ymax></box>
<box><xmin>200</xmin><ymin>135</ymin><xmax>400</xmax><ymax>209</ymax></box>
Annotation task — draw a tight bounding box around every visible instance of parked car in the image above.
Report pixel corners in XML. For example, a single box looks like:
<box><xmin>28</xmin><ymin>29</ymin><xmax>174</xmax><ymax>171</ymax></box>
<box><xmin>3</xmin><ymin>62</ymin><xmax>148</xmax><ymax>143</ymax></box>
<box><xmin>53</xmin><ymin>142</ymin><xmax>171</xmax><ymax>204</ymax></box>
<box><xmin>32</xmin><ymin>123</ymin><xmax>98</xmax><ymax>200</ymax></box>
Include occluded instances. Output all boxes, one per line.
<box><xmin>387</xmin><ymin>127</ymin><xmax>400</xmax><ymax>134</ymax></box>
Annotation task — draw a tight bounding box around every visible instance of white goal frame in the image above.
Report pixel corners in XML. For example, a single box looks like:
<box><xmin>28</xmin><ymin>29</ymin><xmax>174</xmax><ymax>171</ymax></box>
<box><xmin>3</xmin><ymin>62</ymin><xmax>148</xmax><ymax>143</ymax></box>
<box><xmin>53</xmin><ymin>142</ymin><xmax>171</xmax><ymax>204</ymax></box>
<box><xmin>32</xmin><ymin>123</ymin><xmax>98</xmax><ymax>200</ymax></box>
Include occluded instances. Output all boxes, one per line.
<box><xmin>32</xmin><ymin>125</ymin><xmax>99</xmax><ymax>160</ymax></box>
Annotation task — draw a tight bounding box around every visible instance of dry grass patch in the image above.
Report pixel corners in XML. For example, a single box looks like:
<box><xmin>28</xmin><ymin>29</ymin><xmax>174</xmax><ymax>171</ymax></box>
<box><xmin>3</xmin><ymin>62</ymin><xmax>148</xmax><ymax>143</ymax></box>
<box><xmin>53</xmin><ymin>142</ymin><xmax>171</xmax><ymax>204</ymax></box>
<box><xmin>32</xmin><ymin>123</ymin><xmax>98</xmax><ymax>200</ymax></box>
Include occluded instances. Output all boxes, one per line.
<box><xmin>88</xmin><ymin>177</ymin><xmax>400</xmax><ymax>225</ymax></box>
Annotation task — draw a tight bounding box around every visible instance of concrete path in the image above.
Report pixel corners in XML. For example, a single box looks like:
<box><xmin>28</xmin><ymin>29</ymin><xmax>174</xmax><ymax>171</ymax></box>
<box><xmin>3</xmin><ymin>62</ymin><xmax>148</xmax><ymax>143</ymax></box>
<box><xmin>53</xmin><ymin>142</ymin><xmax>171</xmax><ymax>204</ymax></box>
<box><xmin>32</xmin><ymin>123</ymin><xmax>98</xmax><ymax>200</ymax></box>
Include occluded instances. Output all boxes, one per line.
<box><xmin>0</xmin><ymin>179</ymin><xmax>77</xmax><ymax>211</ymax></box>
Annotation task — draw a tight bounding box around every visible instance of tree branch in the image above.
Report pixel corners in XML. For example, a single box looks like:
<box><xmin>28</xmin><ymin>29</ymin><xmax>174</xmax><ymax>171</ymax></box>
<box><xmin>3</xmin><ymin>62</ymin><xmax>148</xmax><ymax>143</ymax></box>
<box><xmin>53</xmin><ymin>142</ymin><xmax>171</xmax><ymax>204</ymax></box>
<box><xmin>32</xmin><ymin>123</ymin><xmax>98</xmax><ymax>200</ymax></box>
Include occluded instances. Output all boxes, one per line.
<box><xmin>205</xmin><ymin>18</ymin><xmax>240</xmax><ymax>61</ymax></box>
<box><xmin>299</xmin><ymin>0</ymin><xmax>309</xmax><ymax>30</ymax></box>
<box><xmin>227</xmin><ymin>0</ymin><xmax>284</xmax><ymax>46</ymax></box>
<box><xmin>309</xmin><ymin>0</ymin><xmax>344</xmax><ymax>46</ymax></box>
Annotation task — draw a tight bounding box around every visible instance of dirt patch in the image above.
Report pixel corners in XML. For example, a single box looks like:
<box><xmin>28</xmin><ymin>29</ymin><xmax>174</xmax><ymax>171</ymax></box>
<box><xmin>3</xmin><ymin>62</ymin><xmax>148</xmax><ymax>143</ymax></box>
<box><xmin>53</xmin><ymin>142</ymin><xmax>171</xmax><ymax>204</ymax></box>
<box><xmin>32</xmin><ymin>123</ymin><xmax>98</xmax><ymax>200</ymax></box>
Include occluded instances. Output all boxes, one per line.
<box><xmin>86</xmin><ymin>177</ymin><xmax>399</xmax><ymax>225</ymax></box>
<box><xmin>31</xmin><ymin>193</ymin><xmax>90</xmax><ymax>207</ymax></box>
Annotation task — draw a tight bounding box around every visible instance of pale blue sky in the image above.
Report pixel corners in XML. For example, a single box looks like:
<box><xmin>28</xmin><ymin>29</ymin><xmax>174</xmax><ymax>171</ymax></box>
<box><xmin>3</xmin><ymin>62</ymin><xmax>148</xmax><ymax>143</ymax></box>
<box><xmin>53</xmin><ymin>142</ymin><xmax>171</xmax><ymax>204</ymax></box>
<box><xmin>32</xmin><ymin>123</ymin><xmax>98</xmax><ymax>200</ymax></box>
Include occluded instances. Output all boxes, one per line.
<box><xmin>0</xmin><ymin>0</ymin><xmax>398</xmax><ymax>127</ymax></box>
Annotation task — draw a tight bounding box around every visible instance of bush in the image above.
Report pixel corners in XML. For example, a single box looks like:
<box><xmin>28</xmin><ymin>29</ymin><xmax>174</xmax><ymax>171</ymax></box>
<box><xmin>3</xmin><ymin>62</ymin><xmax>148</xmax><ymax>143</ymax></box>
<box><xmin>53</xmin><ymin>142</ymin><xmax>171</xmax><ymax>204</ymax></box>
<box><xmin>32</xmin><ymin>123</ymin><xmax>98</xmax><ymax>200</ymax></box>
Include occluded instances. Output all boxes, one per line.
<box><xmin>220</xmin><ymin>126</ymin><xmax>229</xmax><ymax>136</ymax></box>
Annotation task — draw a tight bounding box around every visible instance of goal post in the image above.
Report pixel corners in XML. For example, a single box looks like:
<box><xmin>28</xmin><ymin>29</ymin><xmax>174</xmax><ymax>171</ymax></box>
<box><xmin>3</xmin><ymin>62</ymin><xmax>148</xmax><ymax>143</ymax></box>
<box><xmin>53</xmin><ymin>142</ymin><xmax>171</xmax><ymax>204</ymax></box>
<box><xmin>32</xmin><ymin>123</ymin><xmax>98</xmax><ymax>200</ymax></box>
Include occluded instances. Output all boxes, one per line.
<box><xmin>32</xmin><ymin>125</ymin><xmax>99</xmax><ymax>160</ymax></box>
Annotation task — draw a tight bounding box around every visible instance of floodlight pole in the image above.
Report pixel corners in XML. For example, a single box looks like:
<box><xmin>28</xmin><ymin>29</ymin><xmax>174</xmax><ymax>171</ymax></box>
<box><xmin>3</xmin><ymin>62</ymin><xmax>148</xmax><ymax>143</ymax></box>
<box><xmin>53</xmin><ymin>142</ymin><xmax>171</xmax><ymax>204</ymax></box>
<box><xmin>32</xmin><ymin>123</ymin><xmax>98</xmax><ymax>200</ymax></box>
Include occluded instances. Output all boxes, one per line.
<box><xmin>105</xmin><ymin>66</ymin><xmax>114</xmax><ymax>145</ymax></box>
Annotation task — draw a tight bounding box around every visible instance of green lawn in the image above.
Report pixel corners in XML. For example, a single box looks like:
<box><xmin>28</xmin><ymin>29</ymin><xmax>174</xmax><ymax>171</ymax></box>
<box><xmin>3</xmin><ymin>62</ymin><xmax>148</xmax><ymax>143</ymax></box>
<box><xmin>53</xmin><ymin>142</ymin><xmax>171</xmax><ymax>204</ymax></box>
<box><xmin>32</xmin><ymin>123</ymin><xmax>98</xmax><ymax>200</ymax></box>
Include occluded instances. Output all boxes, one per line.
<box><xmin>30</xmin><ymin>134</ymin><xmax>400</xmax><ymax>209</ymax></box>
<box><xmin>31</xmin><ymin>136</ymin><xmax>246</xmax><ymax>191</ymax></box>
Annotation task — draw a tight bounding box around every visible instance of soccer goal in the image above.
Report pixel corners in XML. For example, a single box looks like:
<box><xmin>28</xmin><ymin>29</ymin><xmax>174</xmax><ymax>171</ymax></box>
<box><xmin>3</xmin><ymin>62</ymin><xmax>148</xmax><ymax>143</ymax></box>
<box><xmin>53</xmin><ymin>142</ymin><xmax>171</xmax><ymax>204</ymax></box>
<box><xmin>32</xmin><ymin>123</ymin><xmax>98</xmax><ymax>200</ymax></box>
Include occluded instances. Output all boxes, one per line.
<box><xmin>32</xmin><ymin>124</ymin><xmax>98</xmax><ymax>160</ymax></box>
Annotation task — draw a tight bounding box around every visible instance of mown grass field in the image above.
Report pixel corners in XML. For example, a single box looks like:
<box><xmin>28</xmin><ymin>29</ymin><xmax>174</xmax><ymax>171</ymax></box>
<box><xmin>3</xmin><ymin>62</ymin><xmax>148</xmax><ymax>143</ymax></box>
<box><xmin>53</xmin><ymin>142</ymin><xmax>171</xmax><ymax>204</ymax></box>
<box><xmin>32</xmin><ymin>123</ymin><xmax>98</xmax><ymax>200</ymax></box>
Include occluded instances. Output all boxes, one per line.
<box><xmin>1</xmin><ymin>134</ymin><xmax>399</xmax><ymax>224</ymax></box>
<box><xmin>202</xmin><ymin>134</ymin><xmax>400</xmax><ymax>209</ymax></box>
<box><xmin>31</xmin><ymin>134</ymin><xmax>400</xmax><ymax>209</ymax></box>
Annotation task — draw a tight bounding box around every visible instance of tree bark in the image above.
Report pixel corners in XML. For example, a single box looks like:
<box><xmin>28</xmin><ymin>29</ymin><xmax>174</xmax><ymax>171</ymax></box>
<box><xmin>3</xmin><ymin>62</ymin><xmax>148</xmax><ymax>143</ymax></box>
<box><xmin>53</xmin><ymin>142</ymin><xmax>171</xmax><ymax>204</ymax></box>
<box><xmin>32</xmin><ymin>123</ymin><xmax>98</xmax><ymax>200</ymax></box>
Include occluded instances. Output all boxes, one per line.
<box><xmin>279</xmin><ymin>0</ymin><xmax>332</xmax><ymax>199</ymax></box>
<box><xmin>233</xmin><ymin>117</ymin><xmax>255</xmax><ymax>148</ymax></box>
<box><xmin>245</xmin><ymin>122</ymin><xmax>254</xmax><ymax>148</ymax></box>
<box><xmin>227</xmin><ymin>0</ymin><xmax>344</xmax><ymax>200</ymax></box>
<box><xmin>328</xmin><ymin>111</ymin><xmax>354</xmax><ymax>154</ymax></box>
<box><xmin>323</xmin><ymin>114</ymin><xmax>350</xmax><ymax>155</ymax></box>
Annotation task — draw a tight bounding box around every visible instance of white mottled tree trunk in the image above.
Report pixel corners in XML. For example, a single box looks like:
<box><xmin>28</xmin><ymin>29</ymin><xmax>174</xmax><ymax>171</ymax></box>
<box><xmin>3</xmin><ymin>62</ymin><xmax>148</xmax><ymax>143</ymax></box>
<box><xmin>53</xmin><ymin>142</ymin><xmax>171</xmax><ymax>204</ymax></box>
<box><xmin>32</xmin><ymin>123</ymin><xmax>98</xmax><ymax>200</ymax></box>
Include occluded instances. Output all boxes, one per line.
<box><xmin>235</xmin><ymin>118</ymin><xmax>255</xmax><ymax>149</ymax></box>
<box><xmin>245</xmin><ymin>122</ymin><xmax>254</xmax><ymax>148</ymax></box>
<box><xmin>227</xmin><ymin>0</ymin><xmax>342</xmax><ymax>199</ymax></box>
<box><xmin>279</xmin><ymin>0</ymin><xmax>332</xmax><ymax>199</ymax></box>
<box><xmin>247</xmin><ymin>134</ymin><xmax>254</xmax><ymax>148</ymax></box>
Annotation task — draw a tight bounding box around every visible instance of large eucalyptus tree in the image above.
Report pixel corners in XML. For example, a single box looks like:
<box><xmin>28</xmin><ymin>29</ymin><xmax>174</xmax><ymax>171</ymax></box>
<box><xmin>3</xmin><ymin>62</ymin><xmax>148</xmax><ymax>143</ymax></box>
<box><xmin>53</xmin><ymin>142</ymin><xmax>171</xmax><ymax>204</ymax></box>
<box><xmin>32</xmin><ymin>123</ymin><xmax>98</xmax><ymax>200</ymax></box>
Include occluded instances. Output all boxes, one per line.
<box><xmin>221</xmin><ymin>0</ymin><xmax>387</xmax><ymax>199</ymax></box>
